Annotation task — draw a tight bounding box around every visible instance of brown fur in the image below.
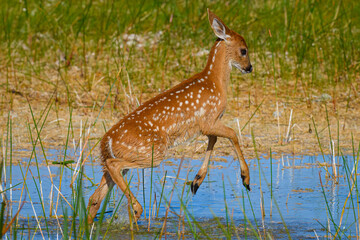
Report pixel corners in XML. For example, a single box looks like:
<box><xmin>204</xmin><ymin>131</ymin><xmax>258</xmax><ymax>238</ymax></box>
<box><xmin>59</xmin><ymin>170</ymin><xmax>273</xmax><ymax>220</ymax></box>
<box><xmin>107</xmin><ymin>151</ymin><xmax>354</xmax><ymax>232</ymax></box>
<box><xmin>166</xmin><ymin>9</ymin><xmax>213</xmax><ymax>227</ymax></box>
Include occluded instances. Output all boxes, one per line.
<box><xmin>87</xmin><ymin>9</ymin><xmax>252</xmax><ymax>224</ymax></box>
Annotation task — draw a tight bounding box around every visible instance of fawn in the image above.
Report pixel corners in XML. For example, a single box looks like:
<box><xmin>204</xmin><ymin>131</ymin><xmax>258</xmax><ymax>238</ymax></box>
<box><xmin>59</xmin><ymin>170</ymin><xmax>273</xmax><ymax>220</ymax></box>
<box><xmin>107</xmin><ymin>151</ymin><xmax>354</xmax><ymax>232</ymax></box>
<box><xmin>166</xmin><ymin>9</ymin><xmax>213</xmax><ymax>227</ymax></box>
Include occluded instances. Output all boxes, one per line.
<box><xmin>87</xmin><ymin>9</ymin><xmax>252</xmax><ymax>224</ymax></box>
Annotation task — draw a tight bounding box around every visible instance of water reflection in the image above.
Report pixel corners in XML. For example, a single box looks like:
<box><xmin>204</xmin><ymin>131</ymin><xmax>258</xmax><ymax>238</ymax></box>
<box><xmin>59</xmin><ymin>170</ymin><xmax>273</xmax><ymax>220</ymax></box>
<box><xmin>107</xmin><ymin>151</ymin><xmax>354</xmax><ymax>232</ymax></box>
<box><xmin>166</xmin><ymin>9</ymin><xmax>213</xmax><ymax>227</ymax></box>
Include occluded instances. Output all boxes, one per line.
<box><xmin>2</xmin><ymin>153</ymin><xmax>359</xmax><ymax>239</ymax></box>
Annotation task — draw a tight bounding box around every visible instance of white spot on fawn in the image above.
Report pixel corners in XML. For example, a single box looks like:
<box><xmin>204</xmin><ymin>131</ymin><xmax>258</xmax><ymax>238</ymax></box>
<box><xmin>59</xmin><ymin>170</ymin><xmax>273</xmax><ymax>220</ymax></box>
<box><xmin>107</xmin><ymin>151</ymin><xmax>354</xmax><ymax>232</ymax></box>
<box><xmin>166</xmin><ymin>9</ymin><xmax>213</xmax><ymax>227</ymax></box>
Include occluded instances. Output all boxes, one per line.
<box><xmin>108</xmin><ymin>138</ymin><xmax>116</xmax><ymax>159</ymax></box>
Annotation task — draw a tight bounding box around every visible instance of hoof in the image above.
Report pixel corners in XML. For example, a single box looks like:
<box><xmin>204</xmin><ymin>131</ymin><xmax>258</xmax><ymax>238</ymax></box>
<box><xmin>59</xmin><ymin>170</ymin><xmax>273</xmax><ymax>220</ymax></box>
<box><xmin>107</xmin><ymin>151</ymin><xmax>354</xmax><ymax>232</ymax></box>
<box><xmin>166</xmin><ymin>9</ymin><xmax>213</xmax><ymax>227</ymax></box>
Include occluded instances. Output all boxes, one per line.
<box><xmin>132</xmin><ymin>202</ymin><xmax>143</xmax><ymax>222</ymax></box>
<box><xmin>241</xmin><ymin>174</ymin><xmax>250</xmax><ymax>191</ymax></box>
<box><xmin>191</xmin><ymin>181</ymin><xmax>199</xmax><ymax>195</ymax></box>
<box><xmin>243</xmin><ymin>183</ymin><xmax>251</xmax><ymax>191</ymax></box>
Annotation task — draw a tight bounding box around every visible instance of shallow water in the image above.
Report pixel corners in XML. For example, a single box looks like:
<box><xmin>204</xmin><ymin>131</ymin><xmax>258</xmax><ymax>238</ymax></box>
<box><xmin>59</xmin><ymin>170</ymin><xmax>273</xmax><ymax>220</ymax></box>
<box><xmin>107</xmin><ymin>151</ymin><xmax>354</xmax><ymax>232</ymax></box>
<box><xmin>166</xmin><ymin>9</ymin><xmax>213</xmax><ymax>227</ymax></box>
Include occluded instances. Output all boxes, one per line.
<box><xmin>3</xmin><ymin>152</ymin><xmax>359</xmax><ymax>239</ymax></box>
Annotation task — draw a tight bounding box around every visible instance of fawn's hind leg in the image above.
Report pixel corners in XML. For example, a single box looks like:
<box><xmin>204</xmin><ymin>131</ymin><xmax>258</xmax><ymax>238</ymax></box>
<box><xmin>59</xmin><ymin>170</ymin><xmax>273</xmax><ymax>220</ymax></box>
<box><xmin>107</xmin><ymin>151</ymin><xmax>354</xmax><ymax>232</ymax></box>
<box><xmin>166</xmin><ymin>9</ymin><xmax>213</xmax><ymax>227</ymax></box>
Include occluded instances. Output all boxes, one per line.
<box><xmin>191</xmin><ymin>135</ymin><xmax>217</xmax><ymax>194</ymax></box>
<box><xmin>87</xmin><ymin>171</ymin><xmax>114</xmax><ymax>224</ymax></box>
<box><xmin>105</xmin><ymin>158</ymin><xmax>143</xmax><ymax>222</ymax></box>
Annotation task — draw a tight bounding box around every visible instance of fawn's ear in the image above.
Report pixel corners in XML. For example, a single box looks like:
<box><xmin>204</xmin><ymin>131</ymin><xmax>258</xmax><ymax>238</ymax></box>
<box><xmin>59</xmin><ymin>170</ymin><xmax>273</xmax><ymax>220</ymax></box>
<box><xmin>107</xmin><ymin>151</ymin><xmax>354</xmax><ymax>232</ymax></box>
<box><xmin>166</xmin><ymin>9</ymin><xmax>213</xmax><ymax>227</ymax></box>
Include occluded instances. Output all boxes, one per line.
<box><xmin>207</xmin><ymin>9</ymin><xmax>231</xmax><ymax>41</ymax></box>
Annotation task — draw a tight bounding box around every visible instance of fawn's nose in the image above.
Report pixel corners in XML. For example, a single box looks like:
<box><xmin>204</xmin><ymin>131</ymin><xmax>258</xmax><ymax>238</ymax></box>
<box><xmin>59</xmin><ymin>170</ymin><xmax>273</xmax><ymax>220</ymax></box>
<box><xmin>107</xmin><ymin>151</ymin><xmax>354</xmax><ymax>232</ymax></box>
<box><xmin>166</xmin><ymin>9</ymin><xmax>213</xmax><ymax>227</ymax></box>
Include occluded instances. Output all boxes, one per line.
<box><xmin>246</xmin><ymin>65</ymin><xmax>253</xmax><ymax>73</ymax></box>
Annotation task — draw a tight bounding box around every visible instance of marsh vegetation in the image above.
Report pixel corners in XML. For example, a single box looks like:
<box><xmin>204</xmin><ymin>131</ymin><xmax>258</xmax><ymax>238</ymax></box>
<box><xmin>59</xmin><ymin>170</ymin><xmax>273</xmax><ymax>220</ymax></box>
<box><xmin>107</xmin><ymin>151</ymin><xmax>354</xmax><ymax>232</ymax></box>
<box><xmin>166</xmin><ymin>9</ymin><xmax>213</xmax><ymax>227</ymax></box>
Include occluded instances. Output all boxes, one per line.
<box><xmin>1</xmin><ymin>0</ymin><xmax>359</xmax><ymax>239</ymax></box>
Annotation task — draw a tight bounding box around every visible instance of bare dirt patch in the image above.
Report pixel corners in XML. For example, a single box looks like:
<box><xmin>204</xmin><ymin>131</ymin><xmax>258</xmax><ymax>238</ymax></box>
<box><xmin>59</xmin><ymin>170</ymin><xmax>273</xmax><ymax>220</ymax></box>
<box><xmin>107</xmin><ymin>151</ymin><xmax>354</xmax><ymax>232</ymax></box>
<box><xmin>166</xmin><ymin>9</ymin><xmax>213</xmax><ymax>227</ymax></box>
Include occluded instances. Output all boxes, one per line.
<box><xmin>1</xmin><ymin>70</ymin><xmax>359</xmax><ymax>165</ymax></box>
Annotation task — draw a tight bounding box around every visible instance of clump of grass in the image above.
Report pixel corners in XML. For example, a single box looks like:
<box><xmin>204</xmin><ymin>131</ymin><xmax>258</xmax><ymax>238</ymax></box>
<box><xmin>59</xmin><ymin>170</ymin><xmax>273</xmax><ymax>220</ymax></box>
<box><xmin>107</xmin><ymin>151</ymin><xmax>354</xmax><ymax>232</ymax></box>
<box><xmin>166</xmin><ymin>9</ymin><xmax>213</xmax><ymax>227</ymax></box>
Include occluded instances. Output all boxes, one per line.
<box><xmin>313</xmin><ymin>110</ymin><xmax>360</xmax><ymax>238</ymax></box>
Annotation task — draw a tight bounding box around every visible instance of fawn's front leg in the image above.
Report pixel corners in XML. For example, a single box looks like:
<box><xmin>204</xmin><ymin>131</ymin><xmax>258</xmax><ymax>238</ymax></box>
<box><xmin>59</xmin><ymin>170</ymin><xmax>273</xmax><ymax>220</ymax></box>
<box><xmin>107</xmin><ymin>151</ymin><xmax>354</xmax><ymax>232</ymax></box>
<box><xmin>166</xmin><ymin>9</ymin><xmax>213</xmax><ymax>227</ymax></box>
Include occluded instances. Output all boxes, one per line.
<box><xmin>201</xmin><ymin>122</ymin><xmax>250</xmax><ymax>191</ymax></box>
<box><xmin>191</xmin><ymin>135</ymin><xmax>217</xmax><ymax>194</ymax></box>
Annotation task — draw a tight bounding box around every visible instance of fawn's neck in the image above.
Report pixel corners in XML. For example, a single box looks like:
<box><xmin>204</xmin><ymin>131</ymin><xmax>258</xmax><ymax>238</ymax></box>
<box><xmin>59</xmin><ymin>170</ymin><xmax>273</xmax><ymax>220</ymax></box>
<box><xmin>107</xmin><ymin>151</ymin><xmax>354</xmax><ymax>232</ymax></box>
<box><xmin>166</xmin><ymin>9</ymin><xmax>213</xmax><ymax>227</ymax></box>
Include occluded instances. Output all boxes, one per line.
<box><xmin>202</xmin><ymin>39</ymin><xmax>231</xmax><ymax>94</ymax></box>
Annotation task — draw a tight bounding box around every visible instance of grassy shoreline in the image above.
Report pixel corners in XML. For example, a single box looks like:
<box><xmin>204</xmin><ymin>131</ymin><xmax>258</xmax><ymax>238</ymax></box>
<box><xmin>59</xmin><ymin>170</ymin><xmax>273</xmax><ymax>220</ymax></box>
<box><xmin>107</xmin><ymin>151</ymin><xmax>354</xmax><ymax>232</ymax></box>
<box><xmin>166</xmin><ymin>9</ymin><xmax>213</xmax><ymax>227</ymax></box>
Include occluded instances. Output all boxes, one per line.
<box><xmin>1</xmin><ymin>1</ymin><xmax>360</xmax><ymax>239</ymax></box>
<box><xmin>2</xmin><ymin>78</ymin><xmax>359</xmax><ymax>165</ymax></box>
<box><xmin>1</xmin><ymin>1</ymin><xmax>359</xmax><ymax>157</ymax></box>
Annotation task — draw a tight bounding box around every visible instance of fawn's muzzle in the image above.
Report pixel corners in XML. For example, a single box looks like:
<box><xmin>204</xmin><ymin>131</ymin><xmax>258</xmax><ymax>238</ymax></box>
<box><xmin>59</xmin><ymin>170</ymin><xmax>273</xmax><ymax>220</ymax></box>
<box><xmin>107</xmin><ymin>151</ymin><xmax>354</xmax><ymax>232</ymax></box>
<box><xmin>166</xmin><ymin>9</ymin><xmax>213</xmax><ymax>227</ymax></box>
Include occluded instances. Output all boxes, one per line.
<box><xmin>245</xmin><ymin>64</ymin><xmax>253</xmax><ymax>73</ymax></box>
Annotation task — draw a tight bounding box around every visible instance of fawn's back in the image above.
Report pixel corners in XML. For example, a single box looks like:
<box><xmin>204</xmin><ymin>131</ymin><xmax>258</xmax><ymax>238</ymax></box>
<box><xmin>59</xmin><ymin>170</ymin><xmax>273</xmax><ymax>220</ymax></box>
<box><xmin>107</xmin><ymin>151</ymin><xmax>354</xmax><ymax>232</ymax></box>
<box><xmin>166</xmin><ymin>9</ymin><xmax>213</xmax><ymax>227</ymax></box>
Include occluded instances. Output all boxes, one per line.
<box><xmin>101</xmin><ymin>45</ymin><xmax>225</xmax><ymax>167</ymax></box>
<box><xmin>88</xmin><ymin>9</ymin><xmax>253</xmax><ymax>225</ymax></box>
<box><xmin>100</xmin><ymin>12</ymin><xmax>252</xmax><ymax>168</ymax></box>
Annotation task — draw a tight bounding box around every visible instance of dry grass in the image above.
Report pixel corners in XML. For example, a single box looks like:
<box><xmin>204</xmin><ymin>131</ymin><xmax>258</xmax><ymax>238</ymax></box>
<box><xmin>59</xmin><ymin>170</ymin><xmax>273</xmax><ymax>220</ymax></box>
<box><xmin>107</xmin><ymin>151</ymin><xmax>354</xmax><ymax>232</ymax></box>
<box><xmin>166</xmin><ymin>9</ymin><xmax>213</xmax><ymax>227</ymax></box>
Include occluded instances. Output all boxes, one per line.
<box><xmin>1</xmin><ymin>70</ymin><xmax>359</xmax><ymax>164</ymax></box>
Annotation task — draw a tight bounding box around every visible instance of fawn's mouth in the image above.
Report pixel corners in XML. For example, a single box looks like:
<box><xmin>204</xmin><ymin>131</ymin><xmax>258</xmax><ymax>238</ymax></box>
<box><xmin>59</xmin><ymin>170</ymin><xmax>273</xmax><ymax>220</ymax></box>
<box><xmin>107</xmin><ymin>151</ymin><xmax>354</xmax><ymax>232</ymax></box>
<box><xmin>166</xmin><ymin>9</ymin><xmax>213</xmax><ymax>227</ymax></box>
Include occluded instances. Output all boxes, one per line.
<box><xmin>232</xmin><ymin>62</ymin><xmax>253</xmax><ymax>74</ymax></box>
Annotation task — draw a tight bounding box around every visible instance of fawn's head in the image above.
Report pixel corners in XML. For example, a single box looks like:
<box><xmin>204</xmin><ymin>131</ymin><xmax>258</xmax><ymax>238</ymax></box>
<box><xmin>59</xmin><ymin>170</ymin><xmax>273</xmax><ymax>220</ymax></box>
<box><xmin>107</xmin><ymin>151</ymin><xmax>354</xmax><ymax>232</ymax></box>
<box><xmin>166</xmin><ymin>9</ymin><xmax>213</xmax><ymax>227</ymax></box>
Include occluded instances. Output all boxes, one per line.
<box><xmin>208</xmin><ymin>9</ymin><xmax>252</xmax><ymax>74</ymax></box>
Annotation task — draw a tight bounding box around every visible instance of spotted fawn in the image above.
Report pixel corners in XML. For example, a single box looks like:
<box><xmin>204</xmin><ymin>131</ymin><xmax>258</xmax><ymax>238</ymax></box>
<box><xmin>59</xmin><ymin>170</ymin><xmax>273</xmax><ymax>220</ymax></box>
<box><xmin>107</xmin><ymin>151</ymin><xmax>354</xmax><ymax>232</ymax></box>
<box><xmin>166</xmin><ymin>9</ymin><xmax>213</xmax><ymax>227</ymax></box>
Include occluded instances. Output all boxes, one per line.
<box><xmin>87</xmin><ymin>9</ymin><xmax>253</xmax><ymax>224</ymax></box>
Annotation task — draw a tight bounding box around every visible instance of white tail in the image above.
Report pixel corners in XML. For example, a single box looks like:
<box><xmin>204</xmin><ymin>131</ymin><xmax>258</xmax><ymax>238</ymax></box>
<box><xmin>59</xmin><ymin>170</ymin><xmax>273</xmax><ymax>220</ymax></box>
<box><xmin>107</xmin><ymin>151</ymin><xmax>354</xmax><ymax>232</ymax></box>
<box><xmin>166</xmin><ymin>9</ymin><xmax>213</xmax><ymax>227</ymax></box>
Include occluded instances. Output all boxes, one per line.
<box><xmin>87</xmin><ymin>9</ymin><xmax>253</xmax><ymax>224</ymax></box>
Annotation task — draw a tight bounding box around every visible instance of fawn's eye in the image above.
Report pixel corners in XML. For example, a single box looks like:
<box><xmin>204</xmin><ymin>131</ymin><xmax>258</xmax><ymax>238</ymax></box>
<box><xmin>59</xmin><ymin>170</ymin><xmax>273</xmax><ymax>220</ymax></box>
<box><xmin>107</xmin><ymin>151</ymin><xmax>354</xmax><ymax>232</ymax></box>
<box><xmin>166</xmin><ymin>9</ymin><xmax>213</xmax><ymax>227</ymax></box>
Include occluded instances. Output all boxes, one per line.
<box><xmin>240</xmin><ymin>49</ymin><xmax>247</xmax><ymax>56</ymax></box>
